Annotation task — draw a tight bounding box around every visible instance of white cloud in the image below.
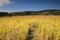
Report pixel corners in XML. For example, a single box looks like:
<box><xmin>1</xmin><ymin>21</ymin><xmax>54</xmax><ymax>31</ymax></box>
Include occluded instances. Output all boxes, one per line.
<box><xmin>0</xmin><ymin>0</ymin><xmax>11</xmax><ymax>7</ymax></box>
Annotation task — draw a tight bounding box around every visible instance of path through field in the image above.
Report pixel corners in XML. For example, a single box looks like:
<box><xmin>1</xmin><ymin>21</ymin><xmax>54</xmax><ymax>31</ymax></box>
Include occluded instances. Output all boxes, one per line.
<box><xmin>0</xmin><ymin>15</ymin><xmax>60</xmax><ymax>40</ymax></box>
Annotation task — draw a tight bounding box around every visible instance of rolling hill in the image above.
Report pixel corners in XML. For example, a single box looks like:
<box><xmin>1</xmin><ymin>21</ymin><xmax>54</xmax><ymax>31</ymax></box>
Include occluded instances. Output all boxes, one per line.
<box><xmin>0</xmin><ymin>9</ymin><xmax>60</xmax><ymax>17</ymax></box>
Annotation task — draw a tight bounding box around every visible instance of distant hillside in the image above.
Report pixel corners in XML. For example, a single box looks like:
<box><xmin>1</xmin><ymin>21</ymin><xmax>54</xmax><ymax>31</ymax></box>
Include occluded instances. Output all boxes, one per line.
<box><xmin>0</xmin><ymin>10</ymin><xmax>60</xmax><ymax>17</ymax></box>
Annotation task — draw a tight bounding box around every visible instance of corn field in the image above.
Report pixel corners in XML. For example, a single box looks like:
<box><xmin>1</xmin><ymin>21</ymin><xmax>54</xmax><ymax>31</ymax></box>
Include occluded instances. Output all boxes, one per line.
<box><xmin>0</xmin><ymin>15</ymin><xmax>60</xmax><ymax>40</ymax></box>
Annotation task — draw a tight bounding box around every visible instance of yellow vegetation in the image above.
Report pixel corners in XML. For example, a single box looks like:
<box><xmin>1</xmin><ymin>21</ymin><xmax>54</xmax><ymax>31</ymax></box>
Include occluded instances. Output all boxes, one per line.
<box><xmin>0</xmin><ymin>15</ymin><xmax>60</xmax><ymax>40</ymax></box>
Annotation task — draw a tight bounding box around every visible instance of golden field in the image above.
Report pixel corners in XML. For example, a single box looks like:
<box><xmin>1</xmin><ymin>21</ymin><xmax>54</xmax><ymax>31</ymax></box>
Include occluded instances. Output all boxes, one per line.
<box><xmin>0</xmin><ymin>15</ymin><xmax>60</xmax><ymax>40</ymax></box>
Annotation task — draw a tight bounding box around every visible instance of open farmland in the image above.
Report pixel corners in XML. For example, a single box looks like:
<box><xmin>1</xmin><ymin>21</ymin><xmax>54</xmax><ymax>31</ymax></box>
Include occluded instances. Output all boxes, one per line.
<box><xmin>0</xmin><ymin>15</ymin><xmax>60</xmax><ymax>40</ymax></box>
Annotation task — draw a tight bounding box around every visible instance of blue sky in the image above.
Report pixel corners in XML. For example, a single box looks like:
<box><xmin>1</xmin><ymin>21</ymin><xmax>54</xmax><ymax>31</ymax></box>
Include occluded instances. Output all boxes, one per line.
<box><xmin>0</xmin><ymin>0</ymin><xmax>60</xmax><ymax>12</ymax></box>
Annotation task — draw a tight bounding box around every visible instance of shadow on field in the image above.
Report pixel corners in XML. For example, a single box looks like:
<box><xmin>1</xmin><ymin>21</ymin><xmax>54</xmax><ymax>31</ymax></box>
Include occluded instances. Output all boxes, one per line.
<box><xmin>26</xmin><ymin>23</ymin><xmax>38</xmax><ymax>40</ymax></box>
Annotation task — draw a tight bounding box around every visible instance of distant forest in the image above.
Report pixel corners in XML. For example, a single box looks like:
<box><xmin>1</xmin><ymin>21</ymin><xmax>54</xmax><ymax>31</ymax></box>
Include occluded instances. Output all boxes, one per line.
<box><xmin>0</xmin><ymin>10</ymin><xmax>60</xmax><ymax>17</ymax></box>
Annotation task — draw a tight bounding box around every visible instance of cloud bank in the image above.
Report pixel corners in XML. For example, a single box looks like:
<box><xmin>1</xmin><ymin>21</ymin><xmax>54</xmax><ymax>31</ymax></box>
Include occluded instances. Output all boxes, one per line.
<box><xmin>0</xmin><ymin>0</ymin><xmax>11</xmax><ymax>7</ymax></box>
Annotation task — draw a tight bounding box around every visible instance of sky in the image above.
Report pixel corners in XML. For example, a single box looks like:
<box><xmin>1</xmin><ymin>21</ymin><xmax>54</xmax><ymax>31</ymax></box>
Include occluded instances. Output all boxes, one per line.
<box><xmin>0</xmin><ymin>0</ymin><xmax>60</xmax><ymax>12</ymax></box>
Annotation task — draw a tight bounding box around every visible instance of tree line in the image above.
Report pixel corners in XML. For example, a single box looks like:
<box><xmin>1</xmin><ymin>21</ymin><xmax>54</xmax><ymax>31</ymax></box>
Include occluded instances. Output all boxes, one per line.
<box><xmin>0</xmin><ymin>10</ymin><xmax>60</xmax><ymax>17</ymax></box>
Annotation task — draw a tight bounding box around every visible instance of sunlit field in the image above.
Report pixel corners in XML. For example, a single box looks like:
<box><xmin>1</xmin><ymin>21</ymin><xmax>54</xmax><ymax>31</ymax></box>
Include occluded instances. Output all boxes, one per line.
<box><xmin>0</xmin><ymin>15</ymin><xmax>60</xmax><ymax>40</ymax></box>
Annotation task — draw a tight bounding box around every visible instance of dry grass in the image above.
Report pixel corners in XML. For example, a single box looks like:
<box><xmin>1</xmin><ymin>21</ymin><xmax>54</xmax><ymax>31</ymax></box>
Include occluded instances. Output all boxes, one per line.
<box><xmin>0</xmin><ymin>15</ymin><xmax>60</xmax><ymax>40</ymax></box>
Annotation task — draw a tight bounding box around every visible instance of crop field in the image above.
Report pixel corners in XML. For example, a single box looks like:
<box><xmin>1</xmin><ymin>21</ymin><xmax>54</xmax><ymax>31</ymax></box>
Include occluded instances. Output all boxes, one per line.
<box><xmin>0</xmin><ymin>15</ymin><xmax>60</xmax><ymax>40</ymax></box>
